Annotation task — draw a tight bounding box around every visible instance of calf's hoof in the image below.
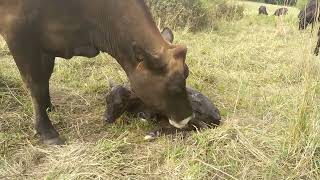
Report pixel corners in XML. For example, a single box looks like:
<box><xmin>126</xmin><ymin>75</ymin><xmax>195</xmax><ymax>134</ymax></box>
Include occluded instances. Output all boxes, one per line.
<box><xmin>144</xmin><ymin>130</ymin><xmax>161</xmax><ymax>141</ymax></box>
<box><xmin>45</xmin><ymin>102</ymin><xmax>55</xmax><ymax>112</ymax></box>
<box><xmin>42</xmin><ymin>136</ymin><xmax>65</xmax><ymax>145</ymax></box>
<box><xmin>103</xmin><ymin>117</ymin><xmax>116</xmax><ymax>125</ymax></box>
<box><xmin>47</xmin><ymin>105</ymin><xmax>55</xmax><ymax>112</ymax></box>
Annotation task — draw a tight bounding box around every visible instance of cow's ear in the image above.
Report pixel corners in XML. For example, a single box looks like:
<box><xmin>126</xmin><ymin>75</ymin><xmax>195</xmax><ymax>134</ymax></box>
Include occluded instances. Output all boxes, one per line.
<box><xmin>161</xmin><ymin>27</ymin><xmax>174</xmax><ymax>43</ymax></box>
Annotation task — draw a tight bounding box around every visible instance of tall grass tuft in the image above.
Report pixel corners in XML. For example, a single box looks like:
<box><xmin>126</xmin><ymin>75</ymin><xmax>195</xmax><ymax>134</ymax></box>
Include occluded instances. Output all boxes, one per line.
<box><xmin>146</xmin><ymin>0</ymin><xmax>208</xmax><ymax>31</ymax></box>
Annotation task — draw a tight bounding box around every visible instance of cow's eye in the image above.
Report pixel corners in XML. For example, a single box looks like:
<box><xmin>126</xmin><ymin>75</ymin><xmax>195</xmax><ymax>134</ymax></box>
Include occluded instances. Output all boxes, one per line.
<box><xmin>135</xmin><ymin>54</ymin><xmax>144</xmax><ymax>63</ymax></box>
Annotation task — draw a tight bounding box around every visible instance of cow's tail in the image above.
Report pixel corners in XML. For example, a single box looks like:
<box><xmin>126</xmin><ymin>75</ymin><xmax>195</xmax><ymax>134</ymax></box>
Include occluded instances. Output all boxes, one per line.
<box><xmin>314</xmin><ymin>28</ymin><xmax>320</xmax><ymax>56</ymax></box>
<box><xmin>314</xmin><ymin>44</ymin><xmax>320</xmax><ymax>56</ymax></box>
<box><xmin>314</xmin><ymin>40</ymin><xmax>320</xmax><ymax>56</ymax></box>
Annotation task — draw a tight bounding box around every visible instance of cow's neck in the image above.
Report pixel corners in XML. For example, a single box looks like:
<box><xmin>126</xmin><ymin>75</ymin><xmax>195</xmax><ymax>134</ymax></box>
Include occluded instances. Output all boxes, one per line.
<box><xmin>90</xmin><ymin>0</ymin><xmax>165</xmax><ymax>74</ymax></box>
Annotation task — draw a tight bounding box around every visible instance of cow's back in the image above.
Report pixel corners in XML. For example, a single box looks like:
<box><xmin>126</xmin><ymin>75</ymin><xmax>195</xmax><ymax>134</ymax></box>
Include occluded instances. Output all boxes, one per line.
<box><xmin>0</xmin><ymin>0</ymin><xmax>117</xmax><ymax>59</ymax></box>
<box><xmin>0</xmin><ymin>0</ymin><xmax>85</xmax><ymax>44</ymax></box>
<box><xmin>0</xmin><ymin>0</ymin><xmax>161</xmax><ymax>60</ymax></box>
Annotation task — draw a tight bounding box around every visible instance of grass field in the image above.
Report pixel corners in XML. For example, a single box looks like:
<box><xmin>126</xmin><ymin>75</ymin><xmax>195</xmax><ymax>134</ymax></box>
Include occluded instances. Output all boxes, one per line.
<box><xmin>1</xmin><ymin>1</ymin><xmax>320</xmax><ymax>179</ymax></box>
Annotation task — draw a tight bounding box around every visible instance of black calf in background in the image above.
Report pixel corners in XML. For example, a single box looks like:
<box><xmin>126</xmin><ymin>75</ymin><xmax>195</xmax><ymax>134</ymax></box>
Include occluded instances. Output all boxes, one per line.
<box><xmin>259</xmin><ymin>6</ymin><xmax>268</xmax><ymax>15</ymax></box>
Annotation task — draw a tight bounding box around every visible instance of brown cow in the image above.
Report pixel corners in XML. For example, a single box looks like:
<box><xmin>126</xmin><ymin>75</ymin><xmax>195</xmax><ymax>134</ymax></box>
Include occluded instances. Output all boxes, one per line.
<box><xmin>274</xmin><ymin>7</ymin><xmax>288</xmax><ymax>16</ymax></box>
<box><xmin>259</xmin><ymin>6</ymin><xmax>268</xmax><ymax>15</ymax></box>
<box><xmin>0</xmin><ymin>0</ymin><xmax>193</xmax><ymax>145</ymax></box>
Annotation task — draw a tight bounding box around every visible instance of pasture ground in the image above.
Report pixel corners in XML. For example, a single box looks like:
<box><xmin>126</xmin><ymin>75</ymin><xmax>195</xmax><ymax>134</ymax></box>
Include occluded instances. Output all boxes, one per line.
<box><xmin>1</xmin><ymin>1</ymin><xmax>319</xmax><ymax>179</ymax></box>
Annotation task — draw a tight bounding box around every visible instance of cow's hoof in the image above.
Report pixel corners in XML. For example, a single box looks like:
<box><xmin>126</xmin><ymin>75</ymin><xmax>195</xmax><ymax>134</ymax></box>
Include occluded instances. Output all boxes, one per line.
<box><xmin>42</xmin><ymin>136</ymin><xmax>65</xmax><ymax>145</ymax></box>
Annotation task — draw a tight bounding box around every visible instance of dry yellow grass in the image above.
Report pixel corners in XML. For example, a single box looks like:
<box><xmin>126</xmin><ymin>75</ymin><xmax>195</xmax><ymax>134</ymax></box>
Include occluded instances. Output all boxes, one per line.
<box><xmin>1</xmin><ymin>1</ymin><xmax>319</xmax><ymax>179</ymax></box>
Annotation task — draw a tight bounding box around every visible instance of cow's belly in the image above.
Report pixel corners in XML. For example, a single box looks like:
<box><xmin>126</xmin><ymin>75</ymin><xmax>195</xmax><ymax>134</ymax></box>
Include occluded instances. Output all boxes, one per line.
<box><xmin>41</xmin><ymin>19</ymin><xmax>99</xmax><ymax>59</ymax></box>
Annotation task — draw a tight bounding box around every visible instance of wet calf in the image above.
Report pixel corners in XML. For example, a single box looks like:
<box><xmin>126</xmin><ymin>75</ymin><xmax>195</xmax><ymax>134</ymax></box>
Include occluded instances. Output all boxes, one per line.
<box><xmin>104</xmin><ymin>85</ymin><xmax>221</xmax><ymax>139</ymax></box>
<box><xmin>104</xmin><ymin>84</ymin><xmax>159</xmax><ymax>123</ymax></box>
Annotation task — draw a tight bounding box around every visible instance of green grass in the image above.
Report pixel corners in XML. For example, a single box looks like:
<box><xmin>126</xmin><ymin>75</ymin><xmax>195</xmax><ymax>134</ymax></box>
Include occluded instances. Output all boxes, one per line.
<box><xmin>1</xmin><ymin>1</ymin><xmax>320</xmax><ymax>179</ymax></box>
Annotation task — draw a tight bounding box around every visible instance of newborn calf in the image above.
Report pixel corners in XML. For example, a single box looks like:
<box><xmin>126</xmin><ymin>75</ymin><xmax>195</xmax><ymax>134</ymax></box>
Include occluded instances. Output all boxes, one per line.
<box><xmin>104</xmin><ymin>84</ymin><xmax>159</xmax><ymax>123</ymax></box>
<box><xmin>104</xmin><ymin>84</ymin><xmax>221</xmax><ymax>139</ymax></box>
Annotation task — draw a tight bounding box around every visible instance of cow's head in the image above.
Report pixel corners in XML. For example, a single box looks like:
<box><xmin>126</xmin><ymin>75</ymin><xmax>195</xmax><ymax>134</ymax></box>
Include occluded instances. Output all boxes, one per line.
<box><xmin>128</xmin><ymin>28</ymin><xmax>193</xmax><ymax>129</ymax></box>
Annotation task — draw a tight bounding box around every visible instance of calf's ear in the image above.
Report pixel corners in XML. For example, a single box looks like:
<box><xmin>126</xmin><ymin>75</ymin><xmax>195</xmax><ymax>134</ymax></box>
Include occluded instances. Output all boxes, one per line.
<box><xmin>161</xmin><ymin>27</ymin><xmax>174</xmax><ymax>43</ymax></box>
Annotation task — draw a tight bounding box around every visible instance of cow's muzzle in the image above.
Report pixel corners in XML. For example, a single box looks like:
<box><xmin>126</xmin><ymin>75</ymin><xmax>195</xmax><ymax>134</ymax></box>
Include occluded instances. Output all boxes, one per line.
<box><xmin>169</xmin><ymin>113</ymin><xmax>195</xmax><ymax>129</ymax></box>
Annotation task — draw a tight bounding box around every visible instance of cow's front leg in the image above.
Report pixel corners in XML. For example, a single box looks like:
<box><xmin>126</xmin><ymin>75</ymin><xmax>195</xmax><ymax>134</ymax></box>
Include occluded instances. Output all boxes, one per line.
<box><xmin>7</xmin><ymin>35</ymin><xmax>63</xmax><ymax>145</ymax></box>
<box><xmin>28</xmin><ymin>77</ymin><xmax>64</xmax><ymax>145</ymax></box>
<box><xmin>41</xmin><ymin>54</ymin><xmax>55</xmax><ymax>112</ymax></box>
<box><xmin>18</xmin><ymin>62</ymin><xmax>63</xmax><ymax>144</ymax></box>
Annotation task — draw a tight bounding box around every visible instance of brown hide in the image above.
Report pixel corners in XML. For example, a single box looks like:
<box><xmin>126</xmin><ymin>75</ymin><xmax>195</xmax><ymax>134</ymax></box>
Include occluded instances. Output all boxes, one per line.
<box><xmin>0</xmin><ymin>0</ymin><xmax>193</xmax><ymax>144</ymax></box>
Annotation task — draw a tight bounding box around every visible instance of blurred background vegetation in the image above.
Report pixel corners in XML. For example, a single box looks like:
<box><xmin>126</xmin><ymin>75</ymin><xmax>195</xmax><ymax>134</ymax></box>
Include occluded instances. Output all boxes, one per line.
<box><xmin>296</xmin><ymin>0</ymin><xmax>308</xmax><ymax>9</ymax></box>
<box><xmin>146</xmin><ymin>0</ymin><xmax>245</xmax><ymax>31</ymax></box>
<box><xmin>146</xmin><ymin>0</ymin><xmax>311</xmax><ymax>31</ymax></box>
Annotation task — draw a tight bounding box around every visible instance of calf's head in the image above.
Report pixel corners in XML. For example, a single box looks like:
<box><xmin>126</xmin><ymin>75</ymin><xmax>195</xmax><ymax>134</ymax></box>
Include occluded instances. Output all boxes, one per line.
<box><xmin>128</xmin><ymin>28</ymin><xmax>193</xmax><ymax>129</ymax></box>
<box><xmin>105</xmin><ymin>85</ymin><xmax>132</xmax><ymax>123</ymax></box>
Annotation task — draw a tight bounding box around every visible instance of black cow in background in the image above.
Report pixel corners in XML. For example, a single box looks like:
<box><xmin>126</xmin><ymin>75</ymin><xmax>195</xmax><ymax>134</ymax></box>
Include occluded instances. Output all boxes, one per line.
<box><xmin>274</xmin><ymin>7</ymin><xmax>288</xmax><ymax>16</ymax></box>
<box><xmin>298</xmin><ymin>0</ymin><xmax>319</xmax><ymax>30</ymax></box>
<box><xmin>259</xmin><ymin>6</ymin><xmax>269</xmax><ymax>15</ymax></box>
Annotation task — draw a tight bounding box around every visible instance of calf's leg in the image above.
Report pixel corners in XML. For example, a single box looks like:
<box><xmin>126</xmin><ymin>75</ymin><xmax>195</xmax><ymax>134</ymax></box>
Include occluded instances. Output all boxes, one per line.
<box><xmin>144</xmin><ymin>117</ymin><xmax>193</xmax><ymax>140</ymax></box>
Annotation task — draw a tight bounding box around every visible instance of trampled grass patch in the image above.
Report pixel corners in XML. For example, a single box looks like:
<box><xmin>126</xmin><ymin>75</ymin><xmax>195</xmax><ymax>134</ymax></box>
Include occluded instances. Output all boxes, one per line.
<box><xmin>1</xmin><ymin>1</ymin><xmax>320</xmax><ymax>179</ymax></box>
